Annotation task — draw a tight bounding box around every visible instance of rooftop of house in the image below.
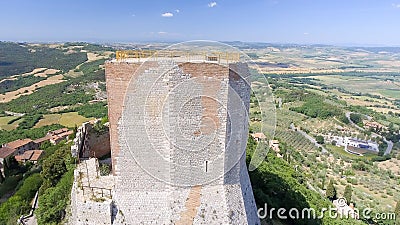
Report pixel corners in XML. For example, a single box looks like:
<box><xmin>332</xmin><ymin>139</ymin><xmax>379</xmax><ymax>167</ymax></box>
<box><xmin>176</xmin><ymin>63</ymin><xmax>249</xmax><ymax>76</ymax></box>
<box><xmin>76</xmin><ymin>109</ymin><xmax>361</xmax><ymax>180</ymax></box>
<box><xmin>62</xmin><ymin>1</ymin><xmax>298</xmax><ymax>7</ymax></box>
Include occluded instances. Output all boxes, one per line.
<box><xmin>251</xmin><ymin>133</ymin><xmax>266</xmax><ymax>139</ymax></box>
<box><xmin>33</xmin><ymin>136</ymin><xmax>53</xmax><ymax>144</ymax></box>
<box><xmin>15</xmin><ymin>150</ymin><xmax>44</xmax><ymax>162</ymax></box>
<box><xmin>269</xmin><ymin>140</ymin><xmax>279</xmax><ymax>145</ymax></box>
<box><xmin>48</xmin><ymin>128</ymin><xmax>70</xmax><ymax>136</ymax></box>
<box><xmin>0</xmin><ymin>147</ymin><xmax>17</xmax><ymax>159</ymax></box>
<box><xmin>4</xmin><ymin>138</ymin><xmax>33</xmax><ymax>149</ymax></box>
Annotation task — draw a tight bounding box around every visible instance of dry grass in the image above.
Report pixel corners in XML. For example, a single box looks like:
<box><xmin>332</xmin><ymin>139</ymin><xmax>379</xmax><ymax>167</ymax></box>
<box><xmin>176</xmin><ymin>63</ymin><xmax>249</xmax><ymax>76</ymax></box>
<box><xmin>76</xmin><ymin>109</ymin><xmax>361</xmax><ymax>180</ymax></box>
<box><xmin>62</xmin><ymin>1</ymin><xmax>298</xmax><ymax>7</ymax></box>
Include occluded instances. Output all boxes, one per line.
<box><xmin>376</xmin><ymin>158</ymin><xmax>400</xmax><ymax>174</ymax></box>
<box><xmin>33</xmin><ymin>68</ymin><xmax>59</xmax><ymax>77</ymax></box>
<box><xmin>0</xmin><ymin>75</ymin><xmax>64</xmax><ymax>103</ymax></box>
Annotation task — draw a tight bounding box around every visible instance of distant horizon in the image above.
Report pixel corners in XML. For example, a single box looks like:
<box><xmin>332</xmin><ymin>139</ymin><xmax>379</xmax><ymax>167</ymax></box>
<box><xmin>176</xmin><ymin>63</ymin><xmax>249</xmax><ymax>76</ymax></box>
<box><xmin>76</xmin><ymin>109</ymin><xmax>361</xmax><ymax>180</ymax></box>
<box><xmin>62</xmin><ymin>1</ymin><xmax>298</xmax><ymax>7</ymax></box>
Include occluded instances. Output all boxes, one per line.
<box><xmin>2</xmin><ymin>0</ymin><xmax>400</xmax><ymax>47</ymax></box>
<box><xmin>2</xmin><ymin>39</ymin><xmax>400</xmax><ymax>48</ymax></box>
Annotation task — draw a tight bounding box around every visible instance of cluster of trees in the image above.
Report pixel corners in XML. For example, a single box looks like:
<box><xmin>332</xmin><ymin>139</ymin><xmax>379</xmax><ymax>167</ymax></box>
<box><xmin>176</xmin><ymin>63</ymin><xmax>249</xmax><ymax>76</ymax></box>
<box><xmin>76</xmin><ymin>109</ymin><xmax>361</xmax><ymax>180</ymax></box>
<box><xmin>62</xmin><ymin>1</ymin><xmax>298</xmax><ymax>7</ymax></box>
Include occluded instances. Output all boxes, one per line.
<box><xmin>0</xmin><ymin>173</ymin><xmax>43</xmax><ymax>224</ymax></box>
<box><xmin>0</xmin><ymin>42</ymin><xmax>88</xmax><ymax>78</ymax></box>
<box><xmin>290</xmin><ymin>97</ymin><xmax>343</xmax><ymax>119</ymax></box>
<box><xmin>349</xmin><ymin>113</ymin><xmax>363</xmax><ymax>126</ymax></box>
<box><xmin>17</xmin><ymin>114</ymin><xmax>43</xmax><ymax>129</ymax></box>
<box><xmin>62</xmin><ymin>102</ymin><xmax>108</xmax><ymax>119</ymax></box>
<box><xmin>0</xmin><ymin>74</ymin><xmax>46</xmax><ymax>94</ymax></box>
<box><xmin>36</xmin><ymin>143</ymin><xmax>75</xmax><ymax>224</ymax></box>
<box><xmin>0</xmin><ymin>81</ymin><xmax>94</xmax><ymax>114</ymax></box>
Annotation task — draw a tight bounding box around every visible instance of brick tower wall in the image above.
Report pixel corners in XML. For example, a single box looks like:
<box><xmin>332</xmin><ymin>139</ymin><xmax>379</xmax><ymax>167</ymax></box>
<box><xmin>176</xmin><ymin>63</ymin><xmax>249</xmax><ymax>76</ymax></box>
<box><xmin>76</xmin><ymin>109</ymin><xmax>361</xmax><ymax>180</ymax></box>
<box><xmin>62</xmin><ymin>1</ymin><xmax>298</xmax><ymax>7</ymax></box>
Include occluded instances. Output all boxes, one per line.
<box><xmin>105</xmin><ymin>60</ymin><xmax>260</xmax><ymax>224</ymax></box>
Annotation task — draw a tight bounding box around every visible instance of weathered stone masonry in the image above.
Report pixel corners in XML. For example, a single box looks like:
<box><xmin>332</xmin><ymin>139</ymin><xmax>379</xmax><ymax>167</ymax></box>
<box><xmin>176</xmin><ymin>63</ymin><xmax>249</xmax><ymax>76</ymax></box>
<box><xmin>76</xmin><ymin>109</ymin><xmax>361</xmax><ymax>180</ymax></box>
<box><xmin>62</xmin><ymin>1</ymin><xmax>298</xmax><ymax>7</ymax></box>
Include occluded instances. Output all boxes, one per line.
<box><xmin>70</xmin><ymin>59</ymin><xmax>260</xmax><ymax>225</ymax></box>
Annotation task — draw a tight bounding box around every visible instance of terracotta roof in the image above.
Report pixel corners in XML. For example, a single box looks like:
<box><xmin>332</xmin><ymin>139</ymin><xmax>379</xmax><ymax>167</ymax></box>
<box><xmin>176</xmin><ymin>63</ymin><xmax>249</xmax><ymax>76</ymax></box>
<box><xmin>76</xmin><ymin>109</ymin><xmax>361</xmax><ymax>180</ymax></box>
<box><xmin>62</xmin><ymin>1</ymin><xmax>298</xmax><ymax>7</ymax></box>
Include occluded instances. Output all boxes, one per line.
<box><xmin>15</xmin><ymin>150</ymin><xmax>44</xmax><ymax>162</ymax></box>
<box><xmin>14</xmin><ymin>155</ymin><xmax>25</xmax><ymax>162</ymax></box>
<box><xmin>57</xmin><ymin>130</ymin><xmax>73</xmax><ymax>138</ymax></box>
<box><xmin>251</xmin><ymin>133</ymin><xmax>266</xmax><ymax>139</ymax></box>
<box><xmin>0</xmin><ymin>147</ymin><xmax>17</xmax><ymax>159</ymax></box>
<box><xmin>4</xmin><ymin>139</ymin><xmax>33</xmax><ymax>149</ymax></box>
<box><xmin>33</xmin><ymin>136</ymin><xmax>52</xmax><ymax>144</ymax></box>
<box><xmin>30</xmin><ymin>150</ymin><xmax>44</xmax><ymax>161</ymax></box>
<box><xmin>49</xmin><ymin>128</ymin><xmax>69</xmax><ymax>135</ymax></box>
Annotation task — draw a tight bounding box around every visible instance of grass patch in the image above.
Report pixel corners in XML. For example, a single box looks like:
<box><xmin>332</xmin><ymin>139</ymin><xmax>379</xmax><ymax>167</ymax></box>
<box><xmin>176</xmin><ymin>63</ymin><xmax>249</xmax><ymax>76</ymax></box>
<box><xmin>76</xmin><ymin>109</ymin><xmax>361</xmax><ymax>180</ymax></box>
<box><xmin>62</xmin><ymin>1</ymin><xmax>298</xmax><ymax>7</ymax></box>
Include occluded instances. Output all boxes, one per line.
<box><xmin>59</xmin><ymin>112</ymin><xmax>93</xmax><ymax>128</ymax></box>
<box><xmin>34</xmin><ymin>114</ymin><xmax>62</xmax><ymax>128</ymax></box>
<box><xmin>325</xmin><ymin>144</ymin><xmax>361</xmax><ymax>159</ymax></box>
<box><xmin>0</xmin><ymin>116</ymin><xmax>21</xmax><ymax>130</ymax></box>
<box><xmin>325</xmin><ymin>144</ymin><xmax>376</xmax><ymax>161</ymax></box>
<box><xmin>378</xmin><ymin>89</ymin><xmax>400</xmax><ymax>99</ymax></box>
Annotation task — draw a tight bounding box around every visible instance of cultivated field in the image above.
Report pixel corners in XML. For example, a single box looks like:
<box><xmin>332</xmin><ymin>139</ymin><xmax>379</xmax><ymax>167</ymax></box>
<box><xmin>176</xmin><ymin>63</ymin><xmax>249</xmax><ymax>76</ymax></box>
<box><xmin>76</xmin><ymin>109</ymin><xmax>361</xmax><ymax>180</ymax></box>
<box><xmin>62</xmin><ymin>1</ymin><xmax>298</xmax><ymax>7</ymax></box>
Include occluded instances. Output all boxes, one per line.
<box><xmin>34</xmin><ymin>112</ymin><xmax>93</xmax><ymax>128</ymax></box>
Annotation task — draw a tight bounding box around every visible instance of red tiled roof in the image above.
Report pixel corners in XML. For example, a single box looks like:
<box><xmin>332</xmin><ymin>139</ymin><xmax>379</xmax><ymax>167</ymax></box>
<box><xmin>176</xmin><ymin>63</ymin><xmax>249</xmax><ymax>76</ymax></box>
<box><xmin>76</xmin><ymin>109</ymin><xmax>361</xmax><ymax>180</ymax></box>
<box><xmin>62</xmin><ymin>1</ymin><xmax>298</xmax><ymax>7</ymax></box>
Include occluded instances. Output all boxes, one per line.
<box><xmin>33</xmin><ymin>136</ymin><xmax>52</xmax><ymax>144</ymax></box>
<box><xmin>15</xmin><ymin>150</ymin><xmax>44</xmax><ymax>162</ymax></box>
<box><xmin>5</xmin><ymin>138</ymin><xmax>33</xmax><ymax>149</ymax></box>
<box><xmin>29</xmin><ymin>150</ymin><xmax>44</xmax><ymax>161</ymax></box>
<box><xmin>0</xmin><ymin>147</ymin><xmax>17</xmax><ymax>159</ymax></box>
<box><xmin>14</xmin><ymin>155</ymin><xmax>25</xmax><ymax>162</ymax></box>
<box><xmin>49</xmin><ymin>128</ymin><xmax>69</xmax><ymax>135</ymax></box>
<box><xmin>251</xmin><ymin>133</ymin><xmax>266</xmax><ymax>139</ymax></box>
<box><xmin>57</xmin><ymin>130</ymin><xmax>73</xmax><ymax>138</ymax></box>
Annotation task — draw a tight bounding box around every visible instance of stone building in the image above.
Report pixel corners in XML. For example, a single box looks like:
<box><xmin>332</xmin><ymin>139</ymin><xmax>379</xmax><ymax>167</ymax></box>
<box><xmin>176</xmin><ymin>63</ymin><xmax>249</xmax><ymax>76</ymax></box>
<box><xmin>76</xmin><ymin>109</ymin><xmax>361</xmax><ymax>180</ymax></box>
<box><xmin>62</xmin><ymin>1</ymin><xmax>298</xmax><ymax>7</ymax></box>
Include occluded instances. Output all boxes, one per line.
<box><xmin>70</xmin><ymin>51</ymin><xmax>260</xmax><ymax>225</ymax></box>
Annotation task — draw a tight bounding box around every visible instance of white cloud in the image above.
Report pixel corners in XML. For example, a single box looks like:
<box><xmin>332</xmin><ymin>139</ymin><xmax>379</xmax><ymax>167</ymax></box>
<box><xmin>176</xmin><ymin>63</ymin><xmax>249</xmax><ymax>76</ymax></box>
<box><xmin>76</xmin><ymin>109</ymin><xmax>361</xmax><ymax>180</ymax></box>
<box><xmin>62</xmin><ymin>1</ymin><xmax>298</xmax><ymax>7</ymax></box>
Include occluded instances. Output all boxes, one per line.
<box><xmin>175</xmin><ymin>9</ymin><xmax>180</xmax><ymax>13</ymax></box>
<box><xmin>158</xmin><ymin>31</ymin><xmax>167</xmax><ymax>35</ymax></box>
<box><xmin>392</xmin><ymin>3</ymin><xmax>400</xmax><ymax>8</ymax></box>
<box><xmin>208</xmin><ymin>2</ymin><xmax>217</xmax><ymax>8</ymax></box>
<box><xmin>161</xmin><ymin>12</ymin><xmax>174</xmax><ymax>17</ymax></box>
<box><xmin>303</xmin><ymin>32</ymin><xmax>309</xmax><ymax>35</ymax></box>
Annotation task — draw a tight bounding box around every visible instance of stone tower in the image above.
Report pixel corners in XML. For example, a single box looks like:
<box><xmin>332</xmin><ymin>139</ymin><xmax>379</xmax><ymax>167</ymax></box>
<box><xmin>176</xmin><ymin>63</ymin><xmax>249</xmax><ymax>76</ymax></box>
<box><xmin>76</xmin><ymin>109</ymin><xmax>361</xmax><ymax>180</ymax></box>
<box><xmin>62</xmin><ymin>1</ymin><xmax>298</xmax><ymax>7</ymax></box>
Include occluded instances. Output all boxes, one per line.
<box><xmin>102</xmin><ymin>51</ymin><xmax>260</xmax><ymax>225</ymax></box>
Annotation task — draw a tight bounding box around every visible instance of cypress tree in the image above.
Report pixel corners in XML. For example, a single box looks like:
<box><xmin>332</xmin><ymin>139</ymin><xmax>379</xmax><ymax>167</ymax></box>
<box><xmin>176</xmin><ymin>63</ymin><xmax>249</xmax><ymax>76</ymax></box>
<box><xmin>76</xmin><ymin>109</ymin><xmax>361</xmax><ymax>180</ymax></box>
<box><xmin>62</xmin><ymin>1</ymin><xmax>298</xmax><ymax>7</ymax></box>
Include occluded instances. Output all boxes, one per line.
<box><xmin>326</xmin><ymin>179</ymin><xmax>337</xmax><ymax>200</ymax></box>
<box><xmin>395</xmin><ymin>201</ymin><xmax>400</xmax><ymax>218</ymax></box>
<box><xmin>0</xmin><ymin>172</ymin><xmax>4</xmax><ymax>184</ymax></box>
<box><xmin>344</xmin><ymin>185</ymin><xmax>352</xmax><ymax>203</ymax></box>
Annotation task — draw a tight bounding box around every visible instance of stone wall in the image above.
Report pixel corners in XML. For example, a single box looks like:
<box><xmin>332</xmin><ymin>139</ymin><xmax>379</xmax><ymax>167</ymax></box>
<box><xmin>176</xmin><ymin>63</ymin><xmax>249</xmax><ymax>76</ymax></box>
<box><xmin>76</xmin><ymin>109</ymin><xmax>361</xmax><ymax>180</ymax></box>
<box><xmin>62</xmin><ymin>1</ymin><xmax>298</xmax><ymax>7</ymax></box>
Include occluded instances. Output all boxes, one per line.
<box><xmin>70</xmin><ymin>158</ymin><xmax>114</xmax><ymax>225</ymax></box>
<box><xmin>71</xmin><ymin>121</ymin><xmax>111</xmax><ymax>159</ymax></box>
<box><xmin>71</xmin><ymin>122</ymin><xmax>91</xmax><ymax>158</ymax></box>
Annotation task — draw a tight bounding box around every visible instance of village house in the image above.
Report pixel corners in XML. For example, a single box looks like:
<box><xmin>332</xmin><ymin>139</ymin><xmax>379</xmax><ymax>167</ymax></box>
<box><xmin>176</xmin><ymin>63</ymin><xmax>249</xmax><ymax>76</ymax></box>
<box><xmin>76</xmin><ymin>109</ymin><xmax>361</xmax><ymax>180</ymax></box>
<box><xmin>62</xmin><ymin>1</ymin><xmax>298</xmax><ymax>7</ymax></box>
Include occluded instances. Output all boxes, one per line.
<box><xmin>251</xmin><ymin>132</ymin><xmax>267</xmax><ymax>142</ymax></box>
<box><xmin>269</xmin><ymin>140</ymin><xmax>280</xmax><ymax>152</ymax></box>
<box><xmin>33</xmin><ymin>128</ymin><xmax>73</xmax><ymax>146</ymax></box>
<box><xmin>2</xmin><ymin>139</ymin><xmax>37</xmax><ymax>155</ymax></box>
<box><xmin>33</xmin><ymin>136</ymin><xmax>53</xmax><ymax>147</ymax></box>
<box><xmin>15</xmin><ymin>150</ymin><xmax>44</xmax><ymax>164</ymax></box>
<box><xmin>363</xmin><ymin>120</ymin><xmax>386</xmax><ymax>130</ymax></box>
<box><xmin>0</xmin><ymin>147</ymin><xmax>17</xmax><ymax>171</ymax></box>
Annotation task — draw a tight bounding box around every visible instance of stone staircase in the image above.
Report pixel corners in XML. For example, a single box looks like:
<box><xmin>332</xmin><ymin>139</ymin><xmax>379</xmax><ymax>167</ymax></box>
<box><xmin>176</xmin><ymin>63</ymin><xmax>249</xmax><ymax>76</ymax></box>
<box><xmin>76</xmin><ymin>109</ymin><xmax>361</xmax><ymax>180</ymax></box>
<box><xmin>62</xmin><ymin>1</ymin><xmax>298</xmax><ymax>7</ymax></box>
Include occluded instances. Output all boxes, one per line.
<box><xmin>175</xmin><ymin>186</ymin><xmax>202</xmax><ymax>225</ymax></box>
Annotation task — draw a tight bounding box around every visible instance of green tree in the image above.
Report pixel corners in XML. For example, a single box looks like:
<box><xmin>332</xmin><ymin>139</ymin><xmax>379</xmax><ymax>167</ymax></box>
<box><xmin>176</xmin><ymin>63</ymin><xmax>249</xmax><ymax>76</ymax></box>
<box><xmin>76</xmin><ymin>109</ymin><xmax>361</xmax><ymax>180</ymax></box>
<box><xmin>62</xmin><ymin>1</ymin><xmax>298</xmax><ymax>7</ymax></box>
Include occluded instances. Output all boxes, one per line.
<box><xmin>0</xmin><ymin>172</ymin><xmax>4</xmax><ymax>184</ymax></box>
<box><xmin>321</xmin><ymin>176</ymin><xmax>326</xmax><ymax>190</ymax></box>
<box><xmin>326</xmin><ymin>179</ymin><xmax>337</xmax><ymax>200</ymax></box>
<box><xmin>316</xmin><ymin>135</ymin><xmax>324</xmax><ymax>144</ymax></box>
<box><xmin>344</xmin><ymin>185</ymin><xmax>352</xmax><ymax>203</ymax></box>
<box><xmin>41</xmin><ymin>149</ymin><xmax>67</xmax><ymax>188</ymax></box>
<box><xmin>350</xmin><ymin>113</ymin><xmax>363</xmax><ymax>125</ymax></box>
<box><xmin>4</xmin><ymin>156</ymin><xmax>19</xmax><ymax>177</ymax></box>
<box><xmin>395</xmin><ymin>201</ymin><xmax>400</xmax><ymax>219</ymax></box>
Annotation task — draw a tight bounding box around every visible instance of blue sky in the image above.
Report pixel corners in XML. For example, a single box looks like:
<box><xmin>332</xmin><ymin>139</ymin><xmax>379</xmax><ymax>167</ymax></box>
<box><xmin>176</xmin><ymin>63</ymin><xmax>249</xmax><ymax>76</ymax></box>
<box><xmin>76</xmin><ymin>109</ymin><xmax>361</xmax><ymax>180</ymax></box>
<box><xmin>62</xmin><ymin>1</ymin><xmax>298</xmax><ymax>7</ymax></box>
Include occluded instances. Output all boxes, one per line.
<box><xmin>1</xmin><ymin>0</ymin><xmax>400</xmax><ymax>45</ymax></box>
